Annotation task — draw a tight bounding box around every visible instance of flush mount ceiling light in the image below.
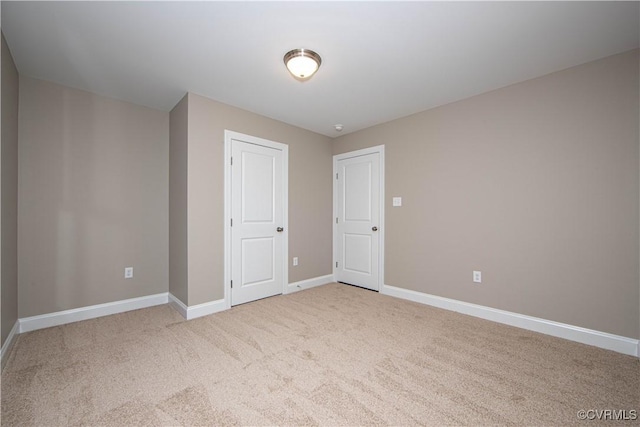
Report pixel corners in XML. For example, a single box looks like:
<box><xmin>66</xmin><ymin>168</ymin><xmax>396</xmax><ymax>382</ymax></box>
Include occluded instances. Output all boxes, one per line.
<box><xmin>284</xmin><ymin>48</ymin><xmax>322</xmax><ymax>80</ymax></box>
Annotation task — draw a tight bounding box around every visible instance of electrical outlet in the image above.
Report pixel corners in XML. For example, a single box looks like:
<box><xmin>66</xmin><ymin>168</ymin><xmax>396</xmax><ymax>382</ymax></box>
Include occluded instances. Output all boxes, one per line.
<box><xmin>293</xmin><ymin>257</ymin><xmax>299</xmax><ymax>266</ymax></box>
<box><xmin>473</xmin><ymin>270</ymin><xmax>481</xmax><ymax>283</ymax></box>
<box><xmin>125</xmin><ymin>267</ymin><xmax>134</xmax><ymax>279</ymax></box>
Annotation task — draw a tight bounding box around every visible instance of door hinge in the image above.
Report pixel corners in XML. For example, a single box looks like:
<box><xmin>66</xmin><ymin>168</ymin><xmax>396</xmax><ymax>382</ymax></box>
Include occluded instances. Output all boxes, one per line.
<box><xmin>231</xmin><ymin>280</ymin><xmax>233</xmax><ymax>288</ymax></box>
<box><xmin>230</xmin><ymin>218</ymin><xmax>233</xmax><ymax>227</ymax></box>
<box><xmin>336</xmin><ymin>173</ymin><xmax>338</xmax><ymax>179</ymax></box>
<box><xmin>230</xmin><ymin>157</ymin><xmax>233</xmax><ymax>166</ymax></box>
<box><xmin>336</xmin><ymin>217</ymin><xmax>338</xmax><ymax>224</ymax></box>
<box><xmin>336</xmin><ymin>261</ymin><xmax>338</xmax><ymax>268</ymax></box>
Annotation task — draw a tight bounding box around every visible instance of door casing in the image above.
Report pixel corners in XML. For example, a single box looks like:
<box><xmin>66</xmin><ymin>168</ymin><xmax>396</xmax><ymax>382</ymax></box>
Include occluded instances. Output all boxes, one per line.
<box><xmin>224</xmin><ymin>130</ymin><xmax>289</xmax><ymax>309</ymax></box>
<box><xmin>333</xmin><ymin>145</ymin><xmax>385</xmax><ymax>290</ymax></box>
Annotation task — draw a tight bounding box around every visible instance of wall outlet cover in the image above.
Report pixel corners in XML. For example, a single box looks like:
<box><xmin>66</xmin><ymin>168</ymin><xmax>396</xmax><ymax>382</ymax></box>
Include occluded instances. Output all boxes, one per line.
<box><xmin>473</xmin><ymin>270</ymin><xmax>481</xmax><ymax>283</ymax></box>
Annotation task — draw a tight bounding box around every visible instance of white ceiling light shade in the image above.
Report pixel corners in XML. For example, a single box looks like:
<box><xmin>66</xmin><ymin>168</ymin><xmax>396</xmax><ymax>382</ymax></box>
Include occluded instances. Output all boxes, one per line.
<box><xmin>284</xmin><ymin>48</ymin><xmax>322</xmax><ymax>80</ymax></box>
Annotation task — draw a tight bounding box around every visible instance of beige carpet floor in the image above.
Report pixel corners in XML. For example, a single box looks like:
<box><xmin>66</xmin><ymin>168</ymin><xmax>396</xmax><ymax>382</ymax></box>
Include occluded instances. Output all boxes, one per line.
<box><xmin>1</xmin><ymin>283</ymin><xmax>638</xmax><ymax>426</ymax></box>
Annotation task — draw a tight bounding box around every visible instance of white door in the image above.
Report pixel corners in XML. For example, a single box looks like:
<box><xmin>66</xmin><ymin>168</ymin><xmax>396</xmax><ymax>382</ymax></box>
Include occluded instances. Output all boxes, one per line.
<box><xmin>231</xmin><ymin>138</ymin><xmax>285</xmax><ymax>306</ymax></box>
<box><xmin>334</xmin><ymin>150</ymin><xmax>382</xmax><ymax>291</ymax></box>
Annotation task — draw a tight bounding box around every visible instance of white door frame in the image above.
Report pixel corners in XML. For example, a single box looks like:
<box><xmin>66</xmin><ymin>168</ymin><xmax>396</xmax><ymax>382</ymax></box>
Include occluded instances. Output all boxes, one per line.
<box><xmin>333</xmin><ymin>145</ymin><xmax>385</xmax><ymax>290</ymax></box>
<box><xmin>224</xmin><ymin>130</ymin><xmax>289</xmax><ymax>309</ymax></box>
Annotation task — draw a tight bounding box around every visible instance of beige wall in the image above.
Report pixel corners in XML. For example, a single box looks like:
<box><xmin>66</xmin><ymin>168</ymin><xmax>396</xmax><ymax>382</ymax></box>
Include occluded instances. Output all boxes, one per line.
<box><xmin>334</xmin><ymin>49</ymin><xmax>640</xmax><ymax>339</ymax></box>
<box><xmin>169</xmin><ymin>94</ymin><xmax>188</xmax><ymax>304</ymax></box>
<box><xmin>1</xmin><ymin>33</ymin><xmax>19</xmax><ymax>346</ymax></box>
<box><xmin>18</xmin><ymin>77</ymin><xmax>169</xmax><ymax>317</ymax></box>
<box><xmin>183</xmin><ymin>93</ymin><xmax>333</xmax><ymax>305</ymax></box>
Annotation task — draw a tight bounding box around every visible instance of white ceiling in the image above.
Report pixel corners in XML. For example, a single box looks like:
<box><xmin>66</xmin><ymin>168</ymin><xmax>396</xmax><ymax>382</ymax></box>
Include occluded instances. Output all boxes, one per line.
<box><xmin>2</xmin><ymin>1</ymin><xmax>639</xmax><ymax>137</ymax></box>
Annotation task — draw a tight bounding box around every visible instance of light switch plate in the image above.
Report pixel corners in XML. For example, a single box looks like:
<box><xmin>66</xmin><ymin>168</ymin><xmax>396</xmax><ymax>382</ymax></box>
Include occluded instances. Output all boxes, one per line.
<box><xmin>393</xmin><ymin>197</ymin><xmax>402</xmax><ymax>207</ymax></box>
<box><xmin>125</xmin><ymin>267</ymin><xmax>134</xmax><ymax>279</ymax></box>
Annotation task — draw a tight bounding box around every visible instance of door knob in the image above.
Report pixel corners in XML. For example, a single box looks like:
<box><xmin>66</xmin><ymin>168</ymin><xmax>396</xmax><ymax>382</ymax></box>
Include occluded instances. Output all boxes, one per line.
<box><xmin>277</xmin><ymin>227</ymin><xmax>284</xmax><ymax>232</ymax></box>
<box><xmin>372</xmin><ymin>226</ymin><xmax>378</xmax><ymax>231</ymax></box>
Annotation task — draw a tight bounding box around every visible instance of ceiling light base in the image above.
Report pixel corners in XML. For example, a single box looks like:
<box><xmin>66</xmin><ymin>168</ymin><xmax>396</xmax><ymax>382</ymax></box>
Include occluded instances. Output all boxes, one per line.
<box><xmin>284</xmin><ymin>48</ymin><xmax>322</xmax><ymax>80</ymax></box>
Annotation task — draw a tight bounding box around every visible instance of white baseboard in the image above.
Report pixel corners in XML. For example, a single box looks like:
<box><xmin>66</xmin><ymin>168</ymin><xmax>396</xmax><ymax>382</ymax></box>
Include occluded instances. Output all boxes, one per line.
<box><xmin>169</xmin><ymin>274</ymin><xmax>335</xmax><ymax>319</ymax></box>
<box><xmin>381</xmin><ymin>284</ymin><xmax>639</xmax><ymax>357</ymax></box>
<box><xmin>287</xmin><ymin>274</ymin><xmax>334</xmax><ymax>294</ymax></box>
<box><xmin>168</xmin><ymin>293</ymin><xmax>188</xmax><ymax>318</ymax></box>
<box><xmin>168</xmin><ymin>293</ymin><xmax>227</xmax><ymax>320</ymax></box>
<box><xmin>1</xmin><ymin>321</ymin><xmax>20</xmax><ymax>371</ymax></box>
<box><xmin>19</xmin><ymin>293</ymin><xmax>169</xmax><ymax>334</ymax></box>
